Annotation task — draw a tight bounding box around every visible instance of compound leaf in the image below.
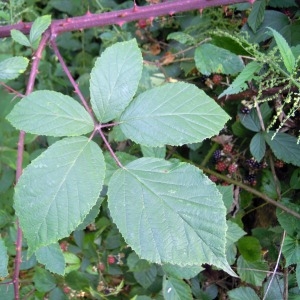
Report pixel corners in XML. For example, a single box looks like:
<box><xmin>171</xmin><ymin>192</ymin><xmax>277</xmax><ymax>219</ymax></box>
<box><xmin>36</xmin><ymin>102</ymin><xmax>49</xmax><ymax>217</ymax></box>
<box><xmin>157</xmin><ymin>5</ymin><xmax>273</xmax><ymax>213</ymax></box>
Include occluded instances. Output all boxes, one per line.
<box><xmin>120</xmin><ymin>82</ymin><xmax>230</xmax><ymax>146</ymax></box>
<box><xmin>7</xmin><ymin>90</ymin><xmax>94</xmax><ymax>137</ymax></box>
<box><xmin>14</xmin><ymin>137</ymin><xmax>105</xmax><ymax>254</ymax></box>
<box><xmin>90</xmin><ymin>39</ymin><xmax>142</xmax><ymax>123</ymax></box>
<box><xmin>108</xmin><ymin>158</ymin><xmax>235</xmax><ymax>276</ymax></box>
<box><xmin>0</xmin><ymin>57</ymin><xmax>29</xmax><ymax>80</ymax></box>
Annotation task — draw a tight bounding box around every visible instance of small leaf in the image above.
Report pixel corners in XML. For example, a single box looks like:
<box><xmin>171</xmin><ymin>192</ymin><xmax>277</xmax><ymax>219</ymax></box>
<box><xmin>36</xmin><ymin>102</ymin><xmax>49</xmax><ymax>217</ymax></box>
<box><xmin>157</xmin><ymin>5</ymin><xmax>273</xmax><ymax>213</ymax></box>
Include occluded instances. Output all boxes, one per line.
<box><xmin>237</xmin><ymin>256</ymin><xmax>268</xmax><ymax>286</ymax></box>
<box><xmin>217</xmin><ymin>185</ymin><xmax>234</xmax><ymax>212</ymax></box>
<box><xmin>134</xmin><ymin>265</ymin><xmax>157</xmax><ymax>289</ymax></box>
<box><xmin>268</xmin><ymin>27</ymin><xmax>295</xmax><ymax>73</ymax></box>
<box><xmin>238</xmin><ymin>109</ymin><xmax>261</xmax><ymax>132</ymax></box>
<box><xmin>120</xmin><ymin>82</ymin><xmax>230</xmax><ymax>147</ymax></box>
<box><xmin>263</xmin><ymin>275</ymin><xmax>284</xmax><ymax>300</ymax></box>
<box><xmin>29</xmin><ymin>15</ymin><xmax>51</xmax><ymax>45</ymax></box>
<box><xmin>163</xmin><ymin>276</ymin><xmax>193</xmax><ymax>300</ymax></box>
<box><xmin>226</xmin><ymin>221</ymin><xmax>246</xmax><ymax>245</ymax></box>
<box><xmin>290</xmin><ymin>169</ymin><xmax>300</xmax><ymax>189</ymax></box>
<box><xmin>250</xmin><ymin>132</ymin><xmax>266</xmax><ymax>162</ymax></box>
<box><xmin>219</xmin><ymin>61</ymin><xmax>261</xmax><ymax>98</ymax></box>
<box><xmin>167</xmin><ymin>32</ymin><xmax>195</xmax><ymax>45</ymax></box>
<box><xmin>162</xmin><ymin>264</ymin><xmax>203</xmax><ymax>280</ymax></box>
<box><xmin>195</xmin><ymin>44</ymin><xmax>244</xmax><ymax>76</ymax></box>
<box><xmin>65</xmin><ymin>270</ymin><xmax>90</xmax><ymax>291</ymax></box>
<box><xmin>282</xmin><ymin>235</ymin><xmax>300</xmax><ymax>266</ymax></box>
<box><xmin>11</xmin><ymin>29</ymin><xmax>31</xmax><ymax>47</ymax></box>
<box><xmin>0</xmin><ymin>238</ymin><xmax>8</xmax><ymax>277</ymax></box>
<box><xmin>35</xmin><ymin>243</ymin><xmax>65</xmax><ymax>275</ymax></box>
<box><xmin>90</xmin><ymin>39</ymin><xmax>143</xmax><ymax>122</ymax></box>
<box><xmin>228</xmin><ymin>287</ymin><xmax>260</xmax><ymax>300</ymax></box>
<box><xmin>108</xmin><ymin>158</ymin><xmax>235</xmax><ymax>276</ymax></box>
<box><xmin>277</xmin><ymin>202</ymin><xmax>300</xmax><ymax>237</ymax></box>
<box><xmin>237</xmin><ymin>236</ymin><xmax>262</xmax><ymax>262</ymax></box>
<box><xmin>33</xmin><ymin>267</ymin><xmax>56</xmax><ymax>292</ymax></box>
<box><xmin>264</xmin><ymin>131</ymin><xmax>300</xmax><ymax>166</ymax></box>
<box><xmin>14</xmin><ymin>137</ymin><xmax>105</xmax><ymax>253</ymax></box>
<box><xmin>0</xmin><ymin>57</ymin><xmax>29</xmax><ymax>80</ymax></box>
<box><xmin>260</xmin><ymin>170</ymin><xmax>279</xmax><ymax>199</ymax></box>
<box><xmin>247</xmin><ymin>0</ymin><xmax>266</xmax><ymax>32</ymax></box>
<box><xmin>7</xmin><ymin>90</ymin><xmax>94</xmax><ymax>137</ymax></box>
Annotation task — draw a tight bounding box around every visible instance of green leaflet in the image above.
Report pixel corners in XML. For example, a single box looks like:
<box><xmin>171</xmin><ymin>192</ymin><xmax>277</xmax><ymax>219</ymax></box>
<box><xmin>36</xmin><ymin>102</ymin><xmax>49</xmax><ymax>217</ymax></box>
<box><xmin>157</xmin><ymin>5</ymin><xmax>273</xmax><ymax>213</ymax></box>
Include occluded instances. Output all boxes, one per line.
<box><xmin>90</xmin><ymin>39</ymin><xmax>143</xmax><ymax>123</ymax></box>
<box><xmin>120</xmin><ymin>82</ymin><xmax>230</xmax><ymax>146</ymax></box>
<box><xmin>7</xmin><ymin>90</ymin><xmax>94</xmax><ymax>137</ymax></box>
<box><xmin>14</xmin><ymin>137</ymin><xmax>105</xmax><ymax>254</ymax></box>
<box><xmin>108</xmin><ymin>157</ymin><xmax>235</xmax><ymax>276</ymax></box>
<box><xmin>0</xmin><ymin>57</ymin><xmax>29</xmax><ymax>80</ymax></box>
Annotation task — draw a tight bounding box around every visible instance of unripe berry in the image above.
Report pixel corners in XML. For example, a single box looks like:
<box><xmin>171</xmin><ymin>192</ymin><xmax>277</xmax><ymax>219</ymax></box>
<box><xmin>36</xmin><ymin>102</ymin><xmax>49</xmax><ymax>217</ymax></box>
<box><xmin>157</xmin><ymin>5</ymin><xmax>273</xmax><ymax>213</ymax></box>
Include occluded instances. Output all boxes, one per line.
<box><xmin>212</xmin><ymin>74</ymin><xmax>223</xmax><ymax>85</ymax></box>
<box><xmin>228</xmin><ymin>163</ymin><xmax>238</xmax><ymax>174</ymax></box>
<box><xmin>107</xmin><ymin>255</ymin><xmax>116</xmax><ymax>265</ymax></box>
<box><xmin>223</xmin><ymin>144</ymin><xmax>233</xmax><ymax>154</ymax></box>
<box><xmin>216</xmin><ymin>161</ymin><xmax>227</xmax><ymax>172</ymax></box>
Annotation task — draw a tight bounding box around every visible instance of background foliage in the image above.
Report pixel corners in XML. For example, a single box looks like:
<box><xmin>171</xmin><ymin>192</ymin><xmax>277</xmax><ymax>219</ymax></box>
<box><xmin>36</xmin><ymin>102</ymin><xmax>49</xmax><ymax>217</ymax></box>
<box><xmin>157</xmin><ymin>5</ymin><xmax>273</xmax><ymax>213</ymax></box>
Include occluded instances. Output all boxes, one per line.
<box><xmin>1</xmin><ymin>0</ymin><xmax>300</xmax><ymax>299</ymax></box>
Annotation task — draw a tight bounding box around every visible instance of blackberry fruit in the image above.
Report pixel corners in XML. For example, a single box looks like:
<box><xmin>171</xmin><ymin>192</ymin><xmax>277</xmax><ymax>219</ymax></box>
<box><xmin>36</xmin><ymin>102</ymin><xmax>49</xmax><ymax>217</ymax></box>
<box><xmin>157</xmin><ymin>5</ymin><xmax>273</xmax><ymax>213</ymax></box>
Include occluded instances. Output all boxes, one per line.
<box><xmin>246</xmin><ymin>158</ymin><xmax>262</xmax><ymax>170</ymax></box>
<box><xmin>241</xmin><ymin>106</ymin><xmax>251</xmax><ymax>114</ymax></box>
<box><xmin>244</xmin><ymin>174</ymin><xmax>257</xmax><ymax>185</ymax></box>
<box><xmin>212</xmin><ymin>149</ymin><xmax>222</xmax><ymax>162</ymax></box>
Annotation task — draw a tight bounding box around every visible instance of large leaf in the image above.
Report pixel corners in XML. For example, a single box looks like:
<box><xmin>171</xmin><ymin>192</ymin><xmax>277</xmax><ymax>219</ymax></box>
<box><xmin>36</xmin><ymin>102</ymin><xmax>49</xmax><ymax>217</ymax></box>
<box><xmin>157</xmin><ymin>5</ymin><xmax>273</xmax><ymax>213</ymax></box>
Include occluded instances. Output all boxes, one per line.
<box><xmin>120</xmin><ymin>82</ymin><xmax>230</xmax><ymax>147</ymax></box>
<box><xmin>0</xmin><ymin>56</ymin><xmax>29</xmax><ymax>80</ymax></box>
<box><xmin>219</xmin><ymin>61</ymin><xmax>261</xmax><ymax>98</ymax></box>
<box><xmin>108</xmin><ymin>158</ymin><xmax>235</xmax><ymax>275</ymax></box>
<box><xmin>268</xmin><ymin>27</ymin><xmax>296</xmax><ymax>73</ymax></box>
<box><xmin>7</xmin><ymin>90</ymin><xmax>94</xmax><ymax>137</ymax></box>
<box><xmin>195</xmin><ymin>44</ymin><xmax>244</xmax><ymax>76</ymax></box>
<box><xmin>14</xmin><ymin>137</ymin><xmax>105</xmax><ymax>253</ymax></box>
<box><xmin>264</xmin><ymin>131</ymin><xmax>300</xmax><ymax>166</ymax></box>
<box><xmin>0</xmin><ymin>238</ymin><xmax>8</xmax><ymax>277</ymax></box>
<box><xmin>163</xmin><ymin>276</ymin><xmax>193</xmax><ymax>300</ymax></box>
<box><xmin>35</xmin><ymin>243</ymin><xmax>65</xmax><ymax>275</ymax></box>
<box><xmin>90</xmin><ymin>39</ymin><xmax>142</xmax><ymax>123</ymax></box>
<box><xmin>162</xmin><ymin>264</ymin><xmax>203</xmax><ymax>280</ymax></box>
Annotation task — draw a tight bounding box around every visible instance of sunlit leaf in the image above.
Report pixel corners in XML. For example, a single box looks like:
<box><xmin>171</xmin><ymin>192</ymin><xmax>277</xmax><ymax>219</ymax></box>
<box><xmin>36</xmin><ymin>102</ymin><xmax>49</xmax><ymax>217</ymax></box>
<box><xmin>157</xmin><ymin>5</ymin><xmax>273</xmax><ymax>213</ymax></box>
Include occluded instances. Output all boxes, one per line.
<box><xmin>108</xmin><ymin>157</ymin><xmax>235</xmax><ymax>275</ymax></box>
<box><xmin>120</xmin><ymin>82</ymin><xmax>230</xmax><ymax>146</ymax></box>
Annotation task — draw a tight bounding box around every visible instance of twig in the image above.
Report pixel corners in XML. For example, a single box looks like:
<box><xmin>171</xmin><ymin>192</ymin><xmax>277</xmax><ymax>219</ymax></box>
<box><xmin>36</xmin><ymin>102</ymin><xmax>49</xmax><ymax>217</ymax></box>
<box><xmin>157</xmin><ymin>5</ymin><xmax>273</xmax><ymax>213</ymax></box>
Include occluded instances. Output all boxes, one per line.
<box><xmin>262</xmin><ymin>231</ymin><xmax>286</xmax><ymax>300</ymax></box>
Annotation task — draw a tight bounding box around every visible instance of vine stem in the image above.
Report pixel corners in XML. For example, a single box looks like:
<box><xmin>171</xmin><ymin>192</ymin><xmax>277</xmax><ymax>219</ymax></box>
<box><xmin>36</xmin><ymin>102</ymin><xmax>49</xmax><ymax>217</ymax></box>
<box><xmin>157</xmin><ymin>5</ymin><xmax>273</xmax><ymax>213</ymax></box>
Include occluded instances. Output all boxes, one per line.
<box><xmin>49</xmin><ymin>39</ymin><xmax>96</xmax><ymax>123</ymax></box>
<box><xmin>0</xmin><ymin>0</ymin><xmax>252</xmax><ymax>38</ymax></box>
<box><xmin>98</xmin><ymin>128</ymin><xmax>124</xmax><ymax>168</ymax></box>
<box><xmin>12</xmin><ymin>30</ymin><xmax>51</xmax><ymax>300</ymax></box>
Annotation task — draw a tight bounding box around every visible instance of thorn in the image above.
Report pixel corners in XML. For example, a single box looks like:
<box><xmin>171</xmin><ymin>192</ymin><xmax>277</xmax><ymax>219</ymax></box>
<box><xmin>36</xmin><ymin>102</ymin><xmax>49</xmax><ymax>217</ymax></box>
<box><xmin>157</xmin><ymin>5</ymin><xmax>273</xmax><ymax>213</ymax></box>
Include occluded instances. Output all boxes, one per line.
<box><xmin>116</xmin><ymin>21</ymin><xmax>125</xmax><ymax>27</ymax></box>
<box><xmin>169</xmin><ymin>11</ymin><xmax>175</xmax><ymax>16</ymax></box>
<box><xmin>133</xmin><ymin>0</ymin><xmax>138</xmax><ymax>12</ymax></box>
<box><xmin>118</xmin><ymin>12</ymin><xmax>128</xmax><ymax>18</ymax></box>
<box><xmin>86</xmin><ymin>9</ymin><xmax>92</xmax><ymax>16</ymax></box>
<box><xmin>199</xmin><ymin>8</ymin><xmax>203</xmax><ymax>15</ymax></box>
<box><xmin>248</xmin><ymin>0</ymin><xmax>256</xmax><ymax>3</ymax></box>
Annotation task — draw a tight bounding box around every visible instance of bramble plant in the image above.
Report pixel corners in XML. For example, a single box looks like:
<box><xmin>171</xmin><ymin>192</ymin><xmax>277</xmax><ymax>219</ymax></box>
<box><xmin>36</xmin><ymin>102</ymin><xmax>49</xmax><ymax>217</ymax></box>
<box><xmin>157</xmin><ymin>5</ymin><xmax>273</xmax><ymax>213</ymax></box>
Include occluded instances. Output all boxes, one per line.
<box><xmin>1</xmin><ymin>0</ymin><xmax>300</xmax><ymax>299</ymax></box>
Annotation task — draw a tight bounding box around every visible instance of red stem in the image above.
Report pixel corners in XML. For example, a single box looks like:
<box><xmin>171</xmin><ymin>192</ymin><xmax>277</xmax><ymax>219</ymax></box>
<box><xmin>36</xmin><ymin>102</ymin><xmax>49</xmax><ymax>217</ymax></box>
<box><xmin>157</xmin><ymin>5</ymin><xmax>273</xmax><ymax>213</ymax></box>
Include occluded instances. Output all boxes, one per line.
<box><xmin>12</xmin><ymin>30</ymin><xmax>50</xmax><ymax>300</ymax></box>
<box><xmin>0</xmin><ymin>0</ymin><xmax>251</xmax><ymax>38</ymax></box>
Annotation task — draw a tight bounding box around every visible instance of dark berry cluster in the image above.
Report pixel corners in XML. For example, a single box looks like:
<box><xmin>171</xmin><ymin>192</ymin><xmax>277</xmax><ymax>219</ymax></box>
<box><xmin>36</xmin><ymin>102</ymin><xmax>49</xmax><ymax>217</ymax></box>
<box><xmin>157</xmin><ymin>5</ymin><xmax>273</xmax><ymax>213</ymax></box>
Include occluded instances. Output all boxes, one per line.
<box><xmin>240</xmin><ymin>106</ymin><xmax>251</xmax><ymax>114</ymax></box>
<box><xmin>246</xmin><ymin>158</ymin><xmax>262</xmax><ymax>170</ymax></box>
<box><xmin>213</xmin><ymin>149</ymin><xmax>222</xmax><ymax>162</ymax></box>
<box><xmin>244</xmin><ymin>174</ymin><xmax>257</xmax><ymax>186</ymax></box>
